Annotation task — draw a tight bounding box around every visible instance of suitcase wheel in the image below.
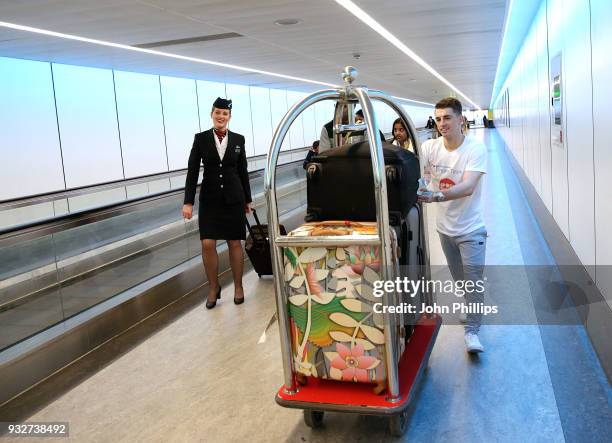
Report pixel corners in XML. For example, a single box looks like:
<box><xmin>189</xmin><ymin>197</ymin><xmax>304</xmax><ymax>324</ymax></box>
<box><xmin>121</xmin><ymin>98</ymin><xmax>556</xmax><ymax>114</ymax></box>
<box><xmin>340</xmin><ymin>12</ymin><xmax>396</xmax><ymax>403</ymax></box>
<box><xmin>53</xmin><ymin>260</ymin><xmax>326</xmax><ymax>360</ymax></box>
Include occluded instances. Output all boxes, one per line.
<box><xmin>303</xmin><ymin>410</ymin><xmax>324</xmax><ymax>428</ymax></box>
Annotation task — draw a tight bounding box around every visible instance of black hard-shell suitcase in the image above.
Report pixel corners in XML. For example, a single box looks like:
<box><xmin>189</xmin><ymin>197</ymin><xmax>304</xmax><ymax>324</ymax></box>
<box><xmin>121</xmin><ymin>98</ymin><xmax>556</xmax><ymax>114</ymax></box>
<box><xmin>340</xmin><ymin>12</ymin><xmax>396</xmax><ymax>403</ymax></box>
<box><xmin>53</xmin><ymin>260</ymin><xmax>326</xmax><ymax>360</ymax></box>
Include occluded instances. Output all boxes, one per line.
<box><xmin>305</xmin><ymin>140</ymin><xmax>420</xmax><ymax>224</ymax></box>
<box><xmin>245</xmin><ymin>209</ymin><xmax>286</xmax><ymax>277</ymax></box>
<box><xmin>401</xmin><ymin>204</ymin><xmax>425</xmax><ymax>336</ymax></box>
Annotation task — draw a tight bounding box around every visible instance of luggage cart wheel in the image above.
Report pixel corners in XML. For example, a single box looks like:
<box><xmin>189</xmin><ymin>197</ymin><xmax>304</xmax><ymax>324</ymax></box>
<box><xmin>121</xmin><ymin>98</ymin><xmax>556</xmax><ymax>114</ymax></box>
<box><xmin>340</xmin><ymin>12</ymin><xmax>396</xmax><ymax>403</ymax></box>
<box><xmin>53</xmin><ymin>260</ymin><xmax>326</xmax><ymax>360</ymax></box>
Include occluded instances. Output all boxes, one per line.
<box><xmin>303</xmin><ymin>410</ymin><xmax>324</xmax><ymax>428</ymax></box>
<box><xmin>388</xmin><ymin>410</ymin><xmax>408</xmax><ymax>437</ymax></box>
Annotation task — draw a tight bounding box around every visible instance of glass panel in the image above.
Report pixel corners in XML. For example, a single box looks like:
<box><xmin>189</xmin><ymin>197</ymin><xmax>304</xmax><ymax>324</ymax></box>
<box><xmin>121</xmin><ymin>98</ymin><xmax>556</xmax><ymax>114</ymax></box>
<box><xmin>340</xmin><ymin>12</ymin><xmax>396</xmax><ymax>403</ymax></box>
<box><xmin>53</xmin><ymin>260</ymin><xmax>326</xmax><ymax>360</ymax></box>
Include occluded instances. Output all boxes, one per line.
<box><xmin>53</xmin><ymin>197</ymin><xmax>190</xmax><ymax>318</ymax></box>
<box><xmin>0</xmin><ymin>165</ymin><xmax>305</xmax><ymax>351</ymax></box>
<box><xmin>0</xmin><ymin>234</ymin><xmax>62</xmax><ymax>351</ymax></box>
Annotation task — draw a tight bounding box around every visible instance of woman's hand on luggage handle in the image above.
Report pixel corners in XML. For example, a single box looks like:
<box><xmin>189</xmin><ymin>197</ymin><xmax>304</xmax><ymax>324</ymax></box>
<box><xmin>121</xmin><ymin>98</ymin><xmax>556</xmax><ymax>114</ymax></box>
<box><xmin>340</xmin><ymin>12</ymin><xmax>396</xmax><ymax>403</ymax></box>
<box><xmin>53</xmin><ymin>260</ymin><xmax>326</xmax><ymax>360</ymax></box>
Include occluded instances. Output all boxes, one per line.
<box><xmin>245</xmin><ymin>202</ymin><xmax>254</xmax><ymax>213</ymax></box>
<box><xmin>182</xmin><ymin>204</ymin><xmax>193</xmax><ymax>219</ymax></box>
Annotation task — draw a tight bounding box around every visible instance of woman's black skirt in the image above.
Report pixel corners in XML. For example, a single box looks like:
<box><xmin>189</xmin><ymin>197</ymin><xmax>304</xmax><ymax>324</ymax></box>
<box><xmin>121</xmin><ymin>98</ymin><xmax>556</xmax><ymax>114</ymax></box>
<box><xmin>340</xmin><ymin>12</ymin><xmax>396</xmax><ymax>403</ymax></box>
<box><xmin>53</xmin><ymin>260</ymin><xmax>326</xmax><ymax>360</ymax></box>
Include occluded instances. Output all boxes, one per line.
<box><xmin>198</xmin><ymin>200</ymin><xmax>246</xmax><ymax>240</ymax></box>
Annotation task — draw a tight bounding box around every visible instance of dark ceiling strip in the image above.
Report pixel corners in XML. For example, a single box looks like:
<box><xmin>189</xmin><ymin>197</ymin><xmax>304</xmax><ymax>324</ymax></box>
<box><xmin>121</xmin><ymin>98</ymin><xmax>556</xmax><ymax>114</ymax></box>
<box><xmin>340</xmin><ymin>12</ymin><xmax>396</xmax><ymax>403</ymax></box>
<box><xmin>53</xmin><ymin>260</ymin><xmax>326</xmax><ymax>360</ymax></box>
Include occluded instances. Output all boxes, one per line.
<box><xmin>134</xmin><ymin>32</ymin><xmax>243</xmax><ymax>48</ymax></box>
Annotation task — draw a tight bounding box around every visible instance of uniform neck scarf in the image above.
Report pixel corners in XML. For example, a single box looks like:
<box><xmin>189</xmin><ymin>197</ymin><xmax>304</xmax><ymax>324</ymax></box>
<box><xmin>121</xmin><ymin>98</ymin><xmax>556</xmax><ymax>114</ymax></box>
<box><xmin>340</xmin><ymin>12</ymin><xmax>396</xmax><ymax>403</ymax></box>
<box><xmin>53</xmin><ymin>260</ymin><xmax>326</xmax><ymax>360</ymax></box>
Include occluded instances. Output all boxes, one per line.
<box><xmin>214</xmin><ymin>128</ymin><xmax>227</xmax><ymax>144</ymax></box>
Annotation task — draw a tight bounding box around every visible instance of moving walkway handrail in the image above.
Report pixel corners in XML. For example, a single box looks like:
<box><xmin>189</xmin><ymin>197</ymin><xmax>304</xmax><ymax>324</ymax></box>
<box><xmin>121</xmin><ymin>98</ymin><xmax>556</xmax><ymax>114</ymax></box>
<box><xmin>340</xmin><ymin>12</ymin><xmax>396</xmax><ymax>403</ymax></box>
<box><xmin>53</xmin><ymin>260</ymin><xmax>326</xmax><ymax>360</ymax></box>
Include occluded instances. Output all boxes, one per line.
<box><xmin>0</xmin><ymin>158</ymin><xmax>304</xmax><ymax>245</ymax></box>
<box><xmin>0</xmin><ymin>146</ymin><xmax>311</xmax><ymax>210</ymax></box>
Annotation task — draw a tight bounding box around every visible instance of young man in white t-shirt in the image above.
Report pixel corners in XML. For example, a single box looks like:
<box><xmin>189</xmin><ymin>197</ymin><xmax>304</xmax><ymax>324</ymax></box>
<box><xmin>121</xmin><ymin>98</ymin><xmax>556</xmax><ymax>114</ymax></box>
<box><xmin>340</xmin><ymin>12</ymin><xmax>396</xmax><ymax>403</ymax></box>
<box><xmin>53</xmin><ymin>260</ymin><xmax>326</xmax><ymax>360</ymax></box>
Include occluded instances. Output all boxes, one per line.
<box><xmin>418</xmin><ymin>97</ymin><xmax>488</xmax><ymax>353</ymax></box>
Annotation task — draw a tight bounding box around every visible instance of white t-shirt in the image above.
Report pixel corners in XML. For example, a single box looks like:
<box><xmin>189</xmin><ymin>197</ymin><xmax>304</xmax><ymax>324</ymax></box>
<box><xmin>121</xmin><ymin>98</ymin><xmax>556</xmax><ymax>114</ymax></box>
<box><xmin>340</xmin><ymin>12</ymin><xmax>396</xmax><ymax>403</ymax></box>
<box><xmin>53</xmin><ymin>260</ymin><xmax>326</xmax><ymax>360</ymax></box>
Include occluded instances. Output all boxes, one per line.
<box><xmin>420</xmin><ymin>135</ymin><xmax>487</xmax><ymax>237</ymax></box>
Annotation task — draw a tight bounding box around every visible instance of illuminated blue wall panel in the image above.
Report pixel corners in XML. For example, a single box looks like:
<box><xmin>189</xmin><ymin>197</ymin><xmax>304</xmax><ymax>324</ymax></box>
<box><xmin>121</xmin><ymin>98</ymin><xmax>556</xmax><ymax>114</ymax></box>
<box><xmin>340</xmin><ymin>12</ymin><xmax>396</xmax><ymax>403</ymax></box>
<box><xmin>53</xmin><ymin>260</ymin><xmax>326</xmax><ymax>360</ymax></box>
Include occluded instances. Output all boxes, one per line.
<box><xmin>591</xmin><ymin>0</ymin><xmax>612</xmax><ymax>296</ymax></box>
<box><xmin>313</xmin><ymin>100</ymin><xmax>334</xmax><ymax>139</ymax></box>
<box><xmin>160</xmin><ymin>76</ymin><xmax>200</xmax><ymax>171</ymax></box>
<box><xmin>547</xmin><ymin>0</ymin><xmax>570</xmax><ymax>238</ymax></box>
<box><xmin>114</xmin><ymin>70</ymin><xmax>167</xmax><ymax>178</ymax></box>
<box><xmin>563</xmin><ymin>0</ymin><xmax>595</xmax><ymax>269</ymax></box>
<box><xmin>0</xmin><ymin>57</ymin><xmax>65</xmax><ymax>200</ymax></box>
<box><xmin>286</xmin><ymin>91</ymin><xmax>306</xmax><ymax>150</ymax></box>
<box><xmin>196</xmin><ymin>79</ymin><xmax>226</xmax><ymax>130</ymax></box>
<box><xmin>301</xmin><ymin>98</ymin><xmax>317</xmax><ymax>147</ymax></box>
<box><xmin>269</xmin><ymin>88</ymin><xmax>291</xmax><ymax>151</ymax></box>
<box><xmin>225</xmin><ymin>83</ymin><xmax>254</xmax><ymax>156</ymax></box>
<box><xmin>536</xmin><ymin>1</ymin><xmax>553</xmax><ymax>213</ymax></box>
<box><xmin>52</xmin><ymin>63</ymin><xmax>123</xmax><ymax>188</ymax></box>
<box><xmin>249</xmin><ymin>86</ymin><xmax>273</xmax><ymax>156</ymax></box>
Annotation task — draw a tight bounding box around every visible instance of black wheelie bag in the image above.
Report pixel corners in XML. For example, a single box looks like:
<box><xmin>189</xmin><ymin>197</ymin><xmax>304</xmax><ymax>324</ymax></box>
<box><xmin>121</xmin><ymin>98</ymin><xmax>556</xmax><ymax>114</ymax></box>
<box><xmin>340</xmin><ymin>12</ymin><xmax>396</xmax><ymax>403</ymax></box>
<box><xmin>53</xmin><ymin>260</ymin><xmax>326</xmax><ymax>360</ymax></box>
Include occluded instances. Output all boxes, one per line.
<box><xmin>305</xmin><ymin>140</ymin><xmax>420</xmax><ymax>225</ymax></box>
<box><xmin>245</xmin><ymin>209</ymin><xmax>286</xmax><ymax>277</ymax></box>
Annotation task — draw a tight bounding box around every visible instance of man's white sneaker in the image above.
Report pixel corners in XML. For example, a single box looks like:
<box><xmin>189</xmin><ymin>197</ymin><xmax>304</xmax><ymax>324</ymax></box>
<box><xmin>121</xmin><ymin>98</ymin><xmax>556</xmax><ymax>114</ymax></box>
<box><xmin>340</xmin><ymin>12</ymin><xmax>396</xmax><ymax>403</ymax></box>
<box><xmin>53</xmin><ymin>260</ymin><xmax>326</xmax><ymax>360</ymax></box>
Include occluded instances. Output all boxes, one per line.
<box><xmin>464</xmin><ymin>333</ymin><xmax>484</xmax><ymax>354</ymax></box>
<box><xmin>458</xmin><ymin>311</ymin><xmax>468</xmax><ymax>323</ymax></box>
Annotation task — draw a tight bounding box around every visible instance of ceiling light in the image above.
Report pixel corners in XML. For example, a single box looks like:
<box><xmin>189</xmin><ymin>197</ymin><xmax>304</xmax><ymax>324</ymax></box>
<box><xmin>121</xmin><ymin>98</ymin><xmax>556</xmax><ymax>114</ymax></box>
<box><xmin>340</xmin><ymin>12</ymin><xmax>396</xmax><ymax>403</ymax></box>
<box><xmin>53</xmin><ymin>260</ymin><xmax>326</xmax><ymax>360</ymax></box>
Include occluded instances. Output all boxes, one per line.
<box><xmin>392</xmin><ymin>96</ymin><xmax>434</xmax><ymax>106</ymax></box>
<box><xmin>0</xmin><ymin>20</ymin><xmax>332</xmax><ymax>88</ymax></box>
<box><xmin>335</xmin><ymin>0</ymin><xmax>481</xmax><ymax>110</ymax></box>
<box><xmin>274</xmin><ymin>18</ymin><xmax>302</xmax><ymax>26</ymax></box>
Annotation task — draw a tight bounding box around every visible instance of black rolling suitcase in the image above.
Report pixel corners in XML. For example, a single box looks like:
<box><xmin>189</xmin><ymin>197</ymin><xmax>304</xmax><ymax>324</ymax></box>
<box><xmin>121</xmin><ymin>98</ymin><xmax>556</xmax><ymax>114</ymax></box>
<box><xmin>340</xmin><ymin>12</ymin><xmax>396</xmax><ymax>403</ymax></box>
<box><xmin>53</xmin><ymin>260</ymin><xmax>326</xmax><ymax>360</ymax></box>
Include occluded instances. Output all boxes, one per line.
<box><xmin>305</xmin><ymin>140</ymin><xmax>420</xmax><ymax>225</ymax></box>
<box><xmin>245</xmin><ymin>209</ymin><xmax>286</xmax><ymax>277</ymax></box>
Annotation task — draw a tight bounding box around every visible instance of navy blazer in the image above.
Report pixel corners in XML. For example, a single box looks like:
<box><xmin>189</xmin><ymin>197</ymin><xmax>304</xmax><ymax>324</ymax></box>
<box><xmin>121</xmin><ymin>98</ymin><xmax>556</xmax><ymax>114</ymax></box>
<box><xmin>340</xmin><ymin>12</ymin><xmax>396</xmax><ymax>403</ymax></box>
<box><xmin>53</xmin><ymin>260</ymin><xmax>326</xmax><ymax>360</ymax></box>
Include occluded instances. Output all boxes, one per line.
<box><xmin>184</xmin><ymin>129</ymin><xmax>252</xmax><ymax>206</ymax></box>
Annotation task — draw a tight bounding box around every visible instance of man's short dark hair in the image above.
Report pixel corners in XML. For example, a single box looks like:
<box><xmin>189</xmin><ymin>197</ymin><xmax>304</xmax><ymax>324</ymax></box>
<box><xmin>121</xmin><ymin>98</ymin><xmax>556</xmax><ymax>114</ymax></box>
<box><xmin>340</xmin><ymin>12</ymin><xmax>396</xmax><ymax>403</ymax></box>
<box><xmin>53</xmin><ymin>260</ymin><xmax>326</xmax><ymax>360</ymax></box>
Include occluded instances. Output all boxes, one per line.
<box><xmin>313</xmin><ymin>140</ymin><xmax>320</xmax><ymax>149</ymax></box>
<box><xmin>435</xmin><ymin>97</ymin><xmax>462</xmax><ymax>116</ymax></box>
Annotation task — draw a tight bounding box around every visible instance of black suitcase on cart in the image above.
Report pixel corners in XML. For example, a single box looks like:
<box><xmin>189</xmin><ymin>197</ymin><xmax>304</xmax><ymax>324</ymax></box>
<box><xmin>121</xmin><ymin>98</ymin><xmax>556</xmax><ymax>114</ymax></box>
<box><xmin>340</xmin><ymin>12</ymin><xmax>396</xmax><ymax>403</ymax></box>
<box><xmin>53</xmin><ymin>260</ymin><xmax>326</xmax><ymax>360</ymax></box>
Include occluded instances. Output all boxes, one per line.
<box><xmin>305</xmin><ymin>140</ymin><xmax>420</xmax><ymax>225</ymax></box>
<box><xmin>245</xmin><ymin>209</ymin><xmax>286</xmax><ymax>277</ymax></box>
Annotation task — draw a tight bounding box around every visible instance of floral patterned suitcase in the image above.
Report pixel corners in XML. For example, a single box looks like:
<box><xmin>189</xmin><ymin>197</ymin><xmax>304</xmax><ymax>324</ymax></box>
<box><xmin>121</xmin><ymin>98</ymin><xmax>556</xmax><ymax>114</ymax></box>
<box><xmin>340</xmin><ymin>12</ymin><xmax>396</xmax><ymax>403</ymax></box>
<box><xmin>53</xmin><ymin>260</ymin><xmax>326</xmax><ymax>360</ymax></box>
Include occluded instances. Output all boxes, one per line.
<box><xmin>283</xmin><ymin>221</ymin><xmax>401</xmax><ymax>392</ymax></box>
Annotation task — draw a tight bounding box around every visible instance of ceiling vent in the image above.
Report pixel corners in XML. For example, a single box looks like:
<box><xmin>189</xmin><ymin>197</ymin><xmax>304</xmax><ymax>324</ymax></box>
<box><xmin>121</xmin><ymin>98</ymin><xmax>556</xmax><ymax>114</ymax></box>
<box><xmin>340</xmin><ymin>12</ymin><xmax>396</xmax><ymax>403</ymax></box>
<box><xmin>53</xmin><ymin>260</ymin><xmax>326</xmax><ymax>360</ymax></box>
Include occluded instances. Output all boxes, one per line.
<box><xmin>134</xmin><ymin>32</ymin><xmax>243</xmax><ymax>48</ymax></box>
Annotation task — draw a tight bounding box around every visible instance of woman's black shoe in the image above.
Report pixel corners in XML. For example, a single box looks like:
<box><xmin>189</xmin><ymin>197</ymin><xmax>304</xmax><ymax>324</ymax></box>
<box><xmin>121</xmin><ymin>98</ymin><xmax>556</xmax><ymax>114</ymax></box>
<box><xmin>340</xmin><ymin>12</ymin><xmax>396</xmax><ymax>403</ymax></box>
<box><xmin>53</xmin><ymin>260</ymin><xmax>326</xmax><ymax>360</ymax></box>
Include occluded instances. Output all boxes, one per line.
<box><xmin>206</xmin><ymin>287</ymin><xmax>221</xmax><ymax>309</ymax></box>
<box><xmin>234</xmin><ymin>291</ymin><xmax>244</xmax><ymax>305</ymax></box>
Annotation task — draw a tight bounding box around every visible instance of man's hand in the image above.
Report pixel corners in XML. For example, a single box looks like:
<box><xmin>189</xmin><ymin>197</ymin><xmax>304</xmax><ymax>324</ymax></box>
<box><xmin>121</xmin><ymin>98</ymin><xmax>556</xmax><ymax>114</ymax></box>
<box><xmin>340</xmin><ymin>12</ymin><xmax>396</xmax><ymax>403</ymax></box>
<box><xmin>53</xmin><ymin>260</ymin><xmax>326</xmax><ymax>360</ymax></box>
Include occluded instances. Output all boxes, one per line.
<box><xmin>417</xmin><ymin>193</ymin><xmax>435</xmax><ymax>204</ymax></box>
<box><xmin>182</xmin><ymin>204</ymin><xmax>193</xmax><ymax>219</ymax></box>
<box><xmin>245</xmin><ymin>202</ymin><xmax>254</xmax><ymax>213</ymax></box>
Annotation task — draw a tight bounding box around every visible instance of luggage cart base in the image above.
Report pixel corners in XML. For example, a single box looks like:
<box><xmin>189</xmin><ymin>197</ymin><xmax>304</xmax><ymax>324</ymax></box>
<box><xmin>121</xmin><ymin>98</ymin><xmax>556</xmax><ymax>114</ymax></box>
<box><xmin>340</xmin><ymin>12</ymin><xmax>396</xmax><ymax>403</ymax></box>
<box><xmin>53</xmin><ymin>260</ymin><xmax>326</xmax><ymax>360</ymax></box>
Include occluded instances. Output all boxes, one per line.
<box><xmin>276</xmin><ymin>314</ymin><xmax>441</xmax><ymax>433</ymax></box>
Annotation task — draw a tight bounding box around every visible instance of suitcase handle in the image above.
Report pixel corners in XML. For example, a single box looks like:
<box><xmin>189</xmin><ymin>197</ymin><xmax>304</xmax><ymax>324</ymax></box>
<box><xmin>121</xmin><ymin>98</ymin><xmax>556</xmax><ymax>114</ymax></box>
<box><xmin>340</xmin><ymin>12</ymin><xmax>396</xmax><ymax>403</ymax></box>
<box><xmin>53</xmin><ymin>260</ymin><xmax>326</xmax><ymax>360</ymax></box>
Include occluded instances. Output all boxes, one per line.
<box><xmin>252</xmin><ymin>208</ymin><xmax>263</xmax><ymax>228</ymax></box>
<box><xmin>245</xmin><ymin>214</ymin><xmax>255</xmax><ymax>239</ymax></box>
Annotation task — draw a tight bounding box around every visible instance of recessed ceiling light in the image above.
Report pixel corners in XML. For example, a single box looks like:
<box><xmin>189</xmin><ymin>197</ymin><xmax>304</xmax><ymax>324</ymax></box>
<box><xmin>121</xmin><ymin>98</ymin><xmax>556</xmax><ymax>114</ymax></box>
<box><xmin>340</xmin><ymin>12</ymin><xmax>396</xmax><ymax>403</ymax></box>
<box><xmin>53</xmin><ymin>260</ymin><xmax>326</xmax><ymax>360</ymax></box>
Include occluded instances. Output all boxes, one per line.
<box><xmin>274</xmin><ymin>18</ymin><xmax>302</xmax><ymax>26</ymax></box>
<box><xmin>335</xmin><ymin>0</ymin><xmax>481</xmax><ymax>110</ymax></box>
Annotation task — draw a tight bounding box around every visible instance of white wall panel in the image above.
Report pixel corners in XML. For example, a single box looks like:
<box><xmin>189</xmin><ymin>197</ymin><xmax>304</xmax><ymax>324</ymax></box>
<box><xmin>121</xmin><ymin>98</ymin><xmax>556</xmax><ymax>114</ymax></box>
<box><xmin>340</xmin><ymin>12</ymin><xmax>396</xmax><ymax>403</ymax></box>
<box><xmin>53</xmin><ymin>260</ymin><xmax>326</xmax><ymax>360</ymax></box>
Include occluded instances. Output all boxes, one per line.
<box><xmin>402</xmin><ymin>104</ymin><xmax>432</xmax><ymax>129</ymax></box>
<box><xmin>196</xmin><ymin>79</ymin><xmax>226</xmax><ymax>130</ymax></box>
<box><xmin>301</xmin><ymin>100</ymin><xmax>318</xmax><ymax>147</ymax></box>
<box><xmin>225</xmin><ymin>83</ymin><xmax>255</xmax><ymax>156</ymax></box>
<box><xmin>0</xmin><ymin>57</ymin><xmax>64</xmax><ymax>200</ymax></box>
<box><xmin>160</xmin><ymin>76</ymin><xmax>200</xmax><ymax>171</ymax></box>
<box><xmin>286</xmin><ymin>91</ymin><xmax>306</xmax><ymax>149</ymax></box>
<box><xmin>515</xmin><ymin>57</ymin><xmax>524</xmax><ymax>165</ymax></box>
<box><xmin>547</xmin><ymin>0</ymin><xmax>570</xmax><ymax>238</ymax></box>
<box><xmin>270</xmin><ymin>88</ymin><xmax>291</xmax><ymax>151</ymax></box>
<box><xmin>312</xmin><ymin>100</ymin><xmax>335</xmax><ymax>145</ymax></box>
<box><xmin>249</xmin><ymin>86</ymin><xmax>273</xmax><ymax>156</ymax></box>
<box><xmin>114</xmin><ymin>71</ymin><xmax>167</xmax><ymax>178</ymax></box>
<box><xmin>524</xmin><ymin>29</ymin><xmax>539</xmax><ymax>192</ymax></box>
<box><xmin>591</xmin><ymin>0</ymin><xmax>612</xmax><ymax>303</ymax></box>
<box><xmin>52</xmin><ymin>63</ymin><xmax>123</xmax><ymax>188</ymax></box>
<box><xmin>536</xmin><ymin>3</ymin><xmax>553</xmax><ymax>213</ymax></box>
<box><xmin>563</xmin><ymin>0</ymin><xmax>595</xmax><ymax>268</ymax></box>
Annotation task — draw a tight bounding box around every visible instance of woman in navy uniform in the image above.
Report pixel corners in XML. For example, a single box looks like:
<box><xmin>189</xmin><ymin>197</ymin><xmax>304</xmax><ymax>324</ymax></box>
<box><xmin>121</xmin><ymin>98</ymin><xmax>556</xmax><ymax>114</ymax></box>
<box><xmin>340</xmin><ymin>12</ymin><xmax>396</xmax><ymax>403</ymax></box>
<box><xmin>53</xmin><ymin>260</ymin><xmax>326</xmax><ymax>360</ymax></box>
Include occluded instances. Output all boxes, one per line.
<box><xmin>182</xmin><ymin>97</ymin><xmax>253</xmax><ymax>309</ymax></box>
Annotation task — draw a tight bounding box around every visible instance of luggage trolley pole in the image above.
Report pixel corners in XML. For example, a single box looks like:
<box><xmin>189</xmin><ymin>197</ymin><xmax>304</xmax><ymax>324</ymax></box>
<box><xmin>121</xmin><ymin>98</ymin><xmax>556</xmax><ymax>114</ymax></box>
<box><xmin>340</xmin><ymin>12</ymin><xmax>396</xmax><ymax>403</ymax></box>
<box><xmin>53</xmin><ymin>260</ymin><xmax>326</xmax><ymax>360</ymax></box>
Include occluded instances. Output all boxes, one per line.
<box><xmin>264</xmin><ymin>67</ymin><xmax>441</xmax><ymax>437</ymax></box>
